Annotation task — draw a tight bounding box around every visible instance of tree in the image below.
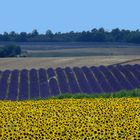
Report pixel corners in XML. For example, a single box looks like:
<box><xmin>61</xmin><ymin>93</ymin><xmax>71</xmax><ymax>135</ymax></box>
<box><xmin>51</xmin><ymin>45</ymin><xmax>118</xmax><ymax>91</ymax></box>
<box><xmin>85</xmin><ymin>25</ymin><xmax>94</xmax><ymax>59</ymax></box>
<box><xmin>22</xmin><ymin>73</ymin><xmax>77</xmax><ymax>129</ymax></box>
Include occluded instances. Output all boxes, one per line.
<box><xmin>0</xmin><ymin>45</ymin><xmax>21</xmax><ymax>57</ymax></box>
<box><xmin>111</xmin><ymin>28</ymin><xmax>121</xmax><ymax>41</ymax></box>
<box><xmin>32</xmin><ymin>29</ymin><xmax>39</xmax><ymax>36</ymax></box>
<box><xmin>0</xmin><ymin>28</ymin><xmax>140</xmax><ymax>43</ymax></box>
<box><xmin>3</xmin><ymin>32</ymin><xmax>9</xmax><ymax>41</ymax></box>
<box><xmin>9</xmin><ymin>31</ymin><xmax>16</xmax><ymax>36</ymax></box>
<box><xmin>46</xmin><ymin>30</ymin><xmax>53</xmax><ymax>39</ymax></box>
<box><xmin>19</xmin><ymin>32</ymin><xmax>27</xmax><ymax>41</ymax></box>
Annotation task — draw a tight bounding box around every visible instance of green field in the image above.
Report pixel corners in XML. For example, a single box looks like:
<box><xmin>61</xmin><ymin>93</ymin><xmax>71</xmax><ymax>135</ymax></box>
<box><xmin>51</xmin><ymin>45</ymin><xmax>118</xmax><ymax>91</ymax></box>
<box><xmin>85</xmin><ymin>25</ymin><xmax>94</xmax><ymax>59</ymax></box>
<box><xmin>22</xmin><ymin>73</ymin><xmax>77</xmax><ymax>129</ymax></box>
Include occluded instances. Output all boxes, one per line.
<box><xmin>33</xmin><ymin>89</ymin><xmax>140</xmax><ymax>100</ymax></box>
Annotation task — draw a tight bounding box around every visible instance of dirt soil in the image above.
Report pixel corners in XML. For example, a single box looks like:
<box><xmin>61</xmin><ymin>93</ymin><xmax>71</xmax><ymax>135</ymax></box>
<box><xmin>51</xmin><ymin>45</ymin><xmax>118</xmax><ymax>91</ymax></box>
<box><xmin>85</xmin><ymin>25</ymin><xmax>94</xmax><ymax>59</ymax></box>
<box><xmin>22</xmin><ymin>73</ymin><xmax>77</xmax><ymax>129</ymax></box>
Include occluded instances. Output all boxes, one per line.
<box><xmin>0</xmin><ymin>55</ymin><xmax>140</xmax><ymax>70</ymax></box>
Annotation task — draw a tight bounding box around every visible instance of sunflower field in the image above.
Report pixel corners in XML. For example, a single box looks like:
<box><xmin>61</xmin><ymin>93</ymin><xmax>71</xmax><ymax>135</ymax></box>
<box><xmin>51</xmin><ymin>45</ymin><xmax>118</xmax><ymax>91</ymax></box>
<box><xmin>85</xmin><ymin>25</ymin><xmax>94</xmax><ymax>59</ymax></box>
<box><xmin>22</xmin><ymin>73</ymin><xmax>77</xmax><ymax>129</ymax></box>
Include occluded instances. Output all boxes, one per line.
<box><xmin>0</xmin><ymin>98</ymin><xmax>140</xmax><ymax>140</ymax></box>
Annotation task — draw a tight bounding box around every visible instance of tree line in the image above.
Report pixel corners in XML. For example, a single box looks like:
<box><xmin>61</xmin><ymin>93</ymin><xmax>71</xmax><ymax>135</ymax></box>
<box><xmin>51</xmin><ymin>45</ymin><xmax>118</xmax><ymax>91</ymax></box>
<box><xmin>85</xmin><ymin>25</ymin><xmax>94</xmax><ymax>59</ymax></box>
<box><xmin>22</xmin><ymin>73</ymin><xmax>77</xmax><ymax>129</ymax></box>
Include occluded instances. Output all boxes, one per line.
<box><xmin>0</xmin><ymin>28</ymin><xmax>140</xmax><ymax>44</ymax></box>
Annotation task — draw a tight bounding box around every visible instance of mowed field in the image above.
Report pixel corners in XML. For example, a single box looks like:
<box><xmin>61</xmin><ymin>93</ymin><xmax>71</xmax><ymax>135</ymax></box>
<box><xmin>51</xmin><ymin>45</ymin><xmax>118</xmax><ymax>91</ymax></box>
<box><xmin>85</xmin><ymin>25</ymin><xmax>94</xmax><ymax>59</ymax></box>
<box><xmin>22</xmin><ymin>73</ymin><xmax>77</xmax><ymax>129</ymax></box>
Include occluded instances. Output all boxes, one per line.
<box><xmin>0</xmin><ymin>42</ymin><xmax>140</xmax><ymax>70</ymax></box>
<box><xmin>20</xmin><ymin>42</ymin><xmax>140</xmax><ymax>57</ymax></box>
<box><xmin>26</xmin><ymin>47</ymin><xmax>140</xmax><ymax>57</ymax></box>
<box><xmin>0</xmin><ymin>55</ymin><xmax>140</xmax><ymax>70</ymax></box>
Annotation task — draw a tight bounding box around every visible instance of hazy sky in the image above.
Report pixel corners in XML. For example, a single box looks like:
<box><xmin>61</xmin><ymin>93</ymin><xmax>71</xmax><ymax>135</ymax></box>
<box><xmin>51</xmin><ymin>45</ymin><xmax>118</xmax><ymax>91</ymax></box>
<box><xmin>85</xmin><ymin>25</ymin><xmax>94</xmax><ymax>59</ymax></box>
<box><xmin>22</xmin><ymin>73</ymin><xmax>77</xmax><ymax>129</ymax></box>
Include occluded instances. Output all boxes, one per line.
<box><xmin>0</xmin><ymin>0</ymin><xmax>140</xmax><ymax>33</ymax></box>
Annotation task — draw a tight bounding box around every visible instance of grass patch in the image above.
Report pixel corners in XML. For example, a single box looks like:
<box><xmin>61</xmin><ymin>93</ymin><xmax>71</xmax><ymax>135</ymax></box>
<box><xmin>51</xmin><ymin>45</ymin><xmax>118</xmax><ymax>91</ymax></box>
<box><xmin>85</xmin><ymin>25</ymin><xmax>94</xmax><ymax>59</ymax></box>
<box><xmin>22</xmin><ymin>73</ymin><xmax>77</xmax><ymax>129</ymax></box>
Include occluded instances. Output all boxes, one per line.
<box><xmin>34</xmin><ymin>89</ymin><xmax>140</xmax><ymax>101</ymax></box>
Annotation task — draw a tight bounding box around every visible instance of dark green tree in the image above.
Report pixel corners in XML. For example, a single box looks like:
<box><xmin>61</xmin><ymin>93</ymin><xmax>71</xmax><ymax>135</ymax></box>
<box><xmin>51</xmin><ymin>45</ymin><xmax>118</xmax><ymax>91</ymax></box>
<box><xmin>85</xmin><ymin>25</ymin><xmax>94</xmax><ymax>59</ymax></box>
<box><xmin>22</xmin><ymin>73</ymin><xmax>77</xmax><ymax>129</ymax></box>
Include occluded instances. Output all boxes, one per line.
<box><xmin>0</xmin><ymin>45</ymin><xmax>21</xmax><ymax>57</ymax></box>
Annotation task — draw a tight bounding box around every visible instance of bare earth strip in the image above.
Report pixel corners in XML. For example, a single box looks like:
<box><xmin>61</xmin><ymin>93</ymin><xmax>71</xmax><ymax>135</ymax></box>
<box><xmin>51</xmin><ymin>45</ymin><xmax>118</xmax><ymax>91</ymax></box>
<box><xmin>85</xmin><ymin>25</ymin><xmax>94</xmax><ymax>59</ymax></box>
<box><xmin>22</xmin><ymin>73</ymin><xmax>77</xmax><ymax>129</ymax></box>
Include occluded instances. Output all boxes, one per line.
<box><xmin>0</xmin><ymin>55</ymin><xmax>140</xmax><ymax>70</ymax></box>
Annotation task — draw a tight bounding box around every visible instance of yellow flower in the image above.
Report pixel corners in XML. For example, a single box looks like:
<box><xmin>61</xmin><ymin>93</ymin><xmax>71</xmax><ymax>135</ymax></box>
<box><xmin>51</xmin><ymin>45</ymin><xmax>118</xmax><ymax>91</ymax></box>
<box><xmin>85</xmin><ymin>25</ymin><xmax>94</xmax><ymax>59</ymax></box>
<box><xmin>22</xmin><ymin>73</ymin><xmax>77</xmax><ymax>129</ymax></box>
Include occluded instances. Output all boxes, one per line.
<box><xmin>0</xmin><ymin>98</ymin><xmax>140</xmax><ymax>139</ymax></box>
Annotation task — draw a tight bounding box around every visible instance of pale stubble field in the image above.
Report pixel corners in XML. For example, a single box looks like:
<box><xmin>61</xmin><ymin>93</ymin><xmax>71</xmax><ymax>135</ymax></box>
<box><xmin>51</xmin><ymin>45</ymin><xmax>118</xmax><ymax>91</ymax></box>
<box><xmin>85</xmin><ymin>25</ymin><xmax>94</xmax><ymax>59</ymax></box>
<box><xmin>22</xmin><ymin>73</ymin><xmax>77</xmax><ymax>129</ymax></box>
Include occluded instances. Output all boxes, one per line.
<box><xmin>0</xmin><ymin>55</ymin><xmax>140</xmax><ymax>70</ymax></box>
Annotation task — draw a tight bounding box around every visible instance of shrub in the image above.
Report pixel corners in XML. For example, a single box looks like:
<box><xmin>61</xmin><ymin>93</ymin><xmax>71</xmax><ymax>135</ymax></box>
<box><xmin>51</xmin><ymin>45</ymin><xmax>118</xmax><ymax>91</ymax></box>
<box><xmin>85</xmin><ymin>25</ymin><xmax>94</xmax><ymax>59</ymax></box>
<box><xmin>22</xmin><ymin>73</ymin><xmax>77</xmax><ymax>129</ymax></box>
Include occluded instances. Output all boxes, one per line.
<box><xmin>0</xmin><ymin>45</ymin><xmax>21</xmax><ymax>57</ymax></box>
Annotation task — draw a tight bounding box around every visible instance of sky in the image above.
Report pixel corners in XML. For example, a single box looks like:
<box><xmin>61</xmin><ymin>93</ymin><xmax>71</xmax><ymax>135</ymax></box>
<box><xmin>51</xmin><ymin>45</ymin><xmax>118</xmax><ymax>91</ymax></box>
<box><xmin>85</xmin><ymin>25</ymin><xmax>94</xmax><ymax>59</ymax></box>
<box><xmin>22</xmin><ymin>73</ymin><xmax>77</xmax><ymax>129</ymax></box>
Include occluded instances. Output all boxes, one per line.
<box><xmin>0</xmin><ymin>0</ymin><xmax>140</xmax><ymax>33</ymax></box>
